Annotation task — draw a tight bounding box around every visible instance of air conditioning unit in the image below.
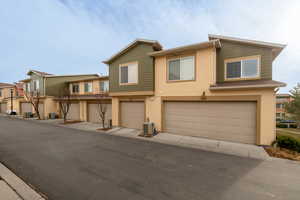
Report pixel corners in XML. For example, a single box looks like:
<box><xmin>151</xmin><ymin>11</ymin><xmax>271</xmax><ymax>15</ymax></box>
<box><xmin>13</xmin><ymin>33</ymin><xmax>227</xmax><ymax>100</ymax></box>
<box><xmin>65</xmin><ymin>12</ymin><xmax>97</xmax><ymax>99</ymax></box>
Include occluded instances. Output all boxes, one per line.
<box><xmin>143</xmin><ymin>122</ymin><xmax>154</xmax><ymax>137</ymax></box>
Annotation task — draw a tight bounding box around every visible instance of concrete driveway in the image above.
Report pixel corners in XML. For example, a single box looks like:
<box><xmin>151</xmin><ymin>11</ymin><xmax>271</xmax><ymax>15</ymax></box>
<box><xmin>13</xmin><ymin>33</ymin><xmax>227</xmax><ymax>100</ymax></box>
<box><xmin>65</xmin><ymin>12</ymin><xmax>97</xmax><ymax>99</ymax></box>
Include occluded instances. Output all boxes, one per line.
<box><xmin>0</xmin><ymin>116</ymin><xmax>299</xmax><ymax>200</ymax></box>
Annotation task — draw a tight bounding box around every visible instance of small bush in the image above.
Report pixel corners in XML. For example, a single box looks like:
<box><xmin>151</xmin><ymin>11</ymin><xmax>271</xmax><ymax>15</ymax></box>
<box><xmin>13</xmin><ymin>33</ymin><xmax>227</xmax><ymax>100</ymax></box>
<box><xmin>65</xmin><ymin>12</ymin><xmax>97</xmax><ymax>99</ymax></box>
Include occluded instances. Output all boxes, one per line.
<box><xmin>276</xmin><ymin>123</ymin><xmax>288</xmax><ymax>128</ymax></box>
<box><xmin>276</xmin><ymin>136</ymin><xmax>300</xmax><ymax>153</ymax></box>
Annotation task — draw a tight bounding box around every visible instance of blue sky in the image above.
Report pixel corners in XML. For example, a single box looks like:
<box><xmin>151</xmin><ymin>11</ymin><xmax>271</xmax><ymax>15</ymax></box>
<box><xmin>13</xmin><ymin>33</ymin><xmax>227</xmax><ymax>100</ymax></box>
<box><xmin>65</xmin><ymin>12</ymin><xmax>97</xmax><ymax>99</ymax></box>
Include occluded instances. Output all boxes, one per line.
<box><xmin>0</xmin><ymin>0</ymin><xmax>299</xmax><ymax>92</ymax></box>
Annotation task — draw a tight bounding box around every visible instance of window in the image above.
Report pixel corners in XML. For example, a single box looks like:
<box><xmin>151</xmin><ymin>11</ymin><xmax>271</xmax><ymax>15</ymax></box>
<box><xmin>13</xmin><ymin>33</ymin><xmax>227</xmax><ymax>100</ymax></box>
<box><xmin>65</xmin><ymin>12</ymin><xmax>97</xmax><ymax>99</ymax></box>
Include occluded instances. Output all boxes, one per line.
<box><xmin>100</xmin><ymin>81</ymin><xmax>109</xmax><ymax>92</ymax></box>
<box><xmin>168</xmin><ymin>56</ymin><xmax>195</xmax><ymax>81</ymax></box>
<box><xmin>119</xmin><ymin>62</ymin><xmax>138</xmax><ymax>84</ymax></box>
<box><xmin>84</xmin><ymin>82</ymin><xmax>92</xmax><ymax>93</ymax></box>
<box><xmin>0</xmin><ymin>89</ymin><xmax>2</xmax><ymax>97</ymax></box>
<box><xmin>72</xmin><ymin>84</ymin><xmax>79</xmax><ymax>93</ymax></box>
<box><xmin>33</xmin><ymin>80</ymin><xmax>39</xmax><ymax>91</ymax></box>
<box><xmin>25</xmin><ymin>83</ymin><xmax>30</xmax><ymax>92</ymax></box>
<box><xmin>276</xmin><ymin>103</ymin><xmax>281</xmax><ymax>108</ymax></box>
<box><xmin>276</xmin><ymin>113</ymin><xmax>281</xmax><ymax>118</ymax></box>
<box><xmin>226</xmin><ymin>56</ymin><xmax>259</xmax><ymax>80</ymax></box>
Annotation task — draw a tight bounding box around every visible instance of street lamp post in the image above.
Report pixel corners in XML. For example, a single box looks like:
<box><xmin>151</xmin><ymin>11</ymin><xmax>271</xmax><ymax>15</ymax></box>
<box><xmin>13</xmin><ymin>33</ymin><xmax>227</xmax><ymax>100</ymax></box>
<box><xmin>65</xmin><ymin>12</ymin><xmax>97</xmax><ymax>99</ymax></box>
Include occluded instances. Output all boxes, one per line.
<box><xmin>10</xmin><ymin>88</ymin><xmax>13</xmax><ymax>115</ymax></box>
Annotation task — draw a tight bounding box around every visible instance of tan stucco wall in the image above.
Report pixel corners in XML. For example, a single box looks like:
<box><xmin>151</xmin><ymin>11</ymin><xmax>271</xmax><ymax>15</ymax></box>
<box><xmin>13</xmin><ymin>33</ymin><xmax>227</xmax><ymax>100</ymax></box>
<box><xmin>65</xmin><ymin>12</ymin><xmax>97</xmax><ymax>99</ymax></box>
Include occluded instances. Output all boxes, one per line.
<box><xmin>111</xmin><ymin>97</ymin><xmax>120</xmax><ymax>126</ymax></box>
<box><xmin>44</xmin><ymin>97</ymin><xmax>58</xmax><ymax>119</ymax></box>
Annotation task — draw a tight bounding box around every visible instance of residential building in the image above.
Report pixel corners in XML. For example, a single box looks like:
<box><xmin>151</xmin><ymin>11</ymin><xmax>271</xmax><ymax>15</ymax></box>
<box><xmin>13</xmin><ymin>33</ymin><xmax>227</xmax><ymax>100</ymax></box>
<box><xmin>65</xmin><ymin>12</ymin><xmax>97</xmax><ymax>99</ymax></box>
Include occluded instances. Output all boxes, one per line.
<box><xmin>19</xmin><ymin>70</ymin><xmax>99</xmax><ymax>119</ymax></box>
<box><xmin>104</xmin><ymin>35</ymin><xmax>286</xmax><ymax>145</ymax></box>
<box><xmin>59</xmin><ymin>75</ymin><xmax>111</xmax><ymax>123</ymax></box>
<box><xmin>0</xmin><ymin>82</ymin><xmax>16</xmax><ymax>114</ymax></box>
<box><xmin>276</xmin><ymin>93</ymin><xmax>293</xmax><ymax>120</ymax></box>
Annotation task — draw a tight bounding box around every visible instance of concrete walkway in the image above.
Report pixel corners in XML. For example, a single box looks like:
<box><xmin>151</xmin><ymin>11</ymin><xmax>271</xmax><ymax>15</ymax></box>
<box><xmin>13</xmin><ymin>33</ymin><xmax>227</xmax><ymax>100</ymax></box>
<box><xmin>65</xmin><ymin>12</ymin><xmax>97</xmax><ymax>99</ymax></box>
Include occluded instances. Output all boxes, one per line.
<box><xmin>0</xmin><ymin>163</ymin><xmax>45</xmax><ymax>200</ymax></box>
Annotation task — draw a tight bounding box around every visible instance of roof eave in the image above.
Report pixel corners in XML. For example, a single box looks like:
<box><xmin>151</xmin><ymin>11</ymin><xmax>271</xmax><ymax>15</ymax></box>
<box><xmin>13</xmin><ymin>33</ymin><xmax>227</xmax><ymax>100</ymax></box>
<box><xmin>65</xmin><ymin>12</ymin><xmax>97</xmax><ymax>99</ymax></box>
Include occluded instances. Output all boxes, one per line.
<box><xmin>148</xmin><ymin>39</ymin><xmax>221</xmax><ymax>57</ymax></box>
<box><xmin>210</xmin><ymin>83</ymin><xmax>287</xmax><ymax>91</ymax></box>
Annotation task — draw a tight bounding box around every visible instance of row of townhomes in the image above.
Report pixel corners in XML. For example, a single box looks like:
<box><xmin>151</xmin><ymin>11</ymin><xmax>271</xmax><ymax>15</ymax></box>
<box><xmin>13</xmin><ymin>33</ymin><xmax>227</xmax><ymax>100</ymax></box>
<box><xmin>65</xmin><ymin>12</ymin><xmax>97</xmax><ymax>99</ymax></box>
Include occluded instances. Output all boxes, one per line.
<box><xmin>0</xmin><ymin>34</ymin><xmax>286</xmax><ymax>146</ymax></box>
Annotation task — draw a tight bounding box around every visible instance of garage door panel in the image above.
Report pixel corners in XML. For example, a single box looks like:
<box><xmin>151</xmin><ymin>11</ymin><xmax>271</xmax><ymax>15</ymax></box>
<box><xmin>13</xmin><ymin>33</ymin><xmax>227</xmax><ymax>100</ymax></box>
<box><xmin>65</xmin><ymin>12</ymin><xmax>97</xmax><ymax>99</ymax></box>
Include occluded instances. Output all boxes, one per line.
<box><xmin>21</xmin><ymin>103</ymin><xmax>32</xmax><ymax>114</ymax></box>
<box><xmin>164</xmin><ymin>101</ymin><xmax>256</xmax><ymax>144</ymax></box>
<box><xmin>67</xmin><ymin>103</ymin><xmax>80</xmax><ymax>121</ymax></box>
<box><xmin>0</xmin><ymin>103</ymin><xmax>7</xmax><ymax>113</ymax></box>
<box><xmin>88</xmin><ymin>103</ymin><xmax>112</xmax><ymax>124</ymax></box>
<box><xmin>121</xmin><ymin>102</ymin><xmax>144</xmax><ymax>129</ymax></box>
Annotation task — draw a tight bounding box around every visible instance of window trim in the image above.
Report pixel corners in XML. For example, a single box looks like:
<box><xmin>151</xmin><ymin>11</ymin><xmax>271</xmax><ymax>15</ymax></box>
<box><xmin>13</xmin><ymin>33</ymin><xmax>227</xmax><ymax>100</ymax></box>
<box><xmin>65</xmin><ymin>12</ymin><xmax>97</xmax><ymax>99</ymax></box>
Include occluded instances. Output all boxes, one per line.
<box><xmin>84</xmin><ymin>82</ymin><xmax>93</xmax><ymax>93</ymax></box>
<box><xmin>119</xmin><ymin>61</ymin><xmax>139</xmax><ymax>86</ymax></box>
<box><xmin>224</xmin><ymin>55</ymin><xmax>261</xmax><ymax>81</ymax></box>
<box><xmin>166</xmin><ymin>54</ymin><xmax>196</xmax><ymax>83</ymax></box>
<box><xmin>71</xmin><ymin>83</ymin><xmax>80</xmax><ymax>94</ymax></box>
<box><xmin>99</xmin><ymin>80</ymin><xmax>109</xmax><ymax>92</ymax></box>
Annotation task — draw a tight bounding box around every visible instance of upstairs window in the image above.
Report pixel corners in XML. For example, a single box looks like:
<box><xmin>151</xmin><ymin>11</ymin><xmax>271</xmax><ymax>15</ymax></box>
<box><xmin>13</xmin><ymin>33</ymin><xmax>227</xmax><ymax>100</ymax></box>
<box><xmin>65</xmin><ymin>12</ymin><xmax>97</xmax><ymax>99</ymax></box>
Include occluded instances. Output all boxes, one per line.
<box><xmin>33</xmin><ymin>80</ymin><xmax>40</xmax><ymax>91</ymax></box>
<box><xmin>0</xmin><ymin>89</ymin><xmax>2</xmax><ymax>97</ymax></box>
<box><xmin>168</xmin><ymin>56</ymin><xmax>195</xmax><ymax>81</ymax></box>
<box><xmin>72</xmin><ymin>84</ymin><xmax>79</xmax><ymax>94</ymax></box>
<box><xmin>225</xmin><ymin>56</ymin><xmax>260</xmax><ymax>80</ymax></box>
<box><xmin>84</xmin><ymin>82</ymin><xmax>93</xmax><ymax>93</ymax></box>
<box><xmin>119</xmin><ymin>62</ymin><xmax>138</xmax><ymax>85</ymax></box>
<box><xmin>25</xmin><ymin>83</ymin><xmax>31</xmax><ymax>92</ymax></box>
<box><xmin>100</xmin><ymin>81</ymin><xmax>109</xmax><ymax>92</ymax></box>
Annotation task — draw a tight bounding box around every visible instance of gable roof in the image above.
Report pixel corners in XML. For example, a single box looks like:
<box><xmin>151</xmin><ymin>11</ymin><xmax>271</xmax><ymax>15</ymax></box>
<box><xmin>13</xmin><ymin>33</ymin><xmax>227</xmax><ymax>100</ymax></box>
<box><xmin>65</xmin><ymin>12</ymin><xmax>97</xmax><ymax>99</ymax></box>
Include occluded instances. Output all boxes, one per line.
<box><xmin>27</xmin><ymin>70</ymin><xmax>53</xmax><ymax>76</ymax></box>
<box><xmin>0</xmin><ymin>82</ymin><xmax>15</xmax><ymax>88</ymax></box>
<box><xmin>148</xmin><ymin>39</ymin><xmax>221</xmax><ymax>57</ymax></box>
<box><xmin>208</xmin><ymin>34</ymin><xmax>286</xmax><ymax>59</ymax></box>
<box><xmin>103</xmin><ymin>39</ymin><xmax>163</xmax><ymax>64</ymax></box>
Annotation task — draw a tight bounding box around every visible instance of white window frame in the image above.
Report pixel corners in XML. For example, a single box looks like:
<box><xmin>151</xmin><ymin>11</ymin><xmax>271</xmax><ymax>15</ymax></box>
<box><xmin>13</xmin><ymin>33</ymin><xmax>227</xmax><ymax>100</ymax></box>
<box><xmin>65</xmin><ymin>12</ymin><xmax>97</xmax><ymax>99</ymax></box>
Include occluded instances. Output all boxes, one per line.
<box><xmin>224</xmin><ymin>55</ymin><xmax>261</xmax><ymax>81</ymax></box>
<box><xmin>100</xmin><ymin>81</ymin><xmax>109</xmax><ymax>92</ymax></box>
<box><xmin>84</xmin><ymin>82</ymin><xmax>93</xmax><ymax>93</ymax></box>
<box><xmin>119</xmin><ymin>61</ymin><xmax>138</xmax><ymax>85</ymax></box>
<box><xmin>71</xmin><ymin>83</ymin><xmax>80</xmax><ymax>94</ymax></box>
<box><xmin>167</xmin><ymin>55</ymin><xmax>195</xmax><ymax>82</ymax></box>
<box><xmin>33</xmin><ymin>80</ymin><xmax>40</xmax><ymax>91</ymax></box>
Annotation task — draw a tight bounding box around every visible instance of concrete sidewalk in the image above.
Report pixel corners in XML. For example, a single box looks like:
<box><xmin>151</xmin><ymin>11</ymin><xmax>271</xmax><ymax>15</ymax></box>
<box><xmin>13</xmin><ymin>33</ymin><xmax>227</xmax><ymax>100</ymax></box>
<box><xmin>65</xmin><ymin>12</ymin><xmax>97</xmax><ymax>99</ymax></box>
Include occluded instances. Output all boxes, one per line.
<box><xmin>1</xmin><ymin>114</ymin><xmax>270</xmax><ymax>160</ymax></box>
<box><xmin>0</xmin><ymin>163</ymin><xmax>45</xmax><ymax>200</ymax></box>
<box><xmin>109</xmin><ymin>128</ymin><xmax>270</xmax><ymax>160</ymax></box>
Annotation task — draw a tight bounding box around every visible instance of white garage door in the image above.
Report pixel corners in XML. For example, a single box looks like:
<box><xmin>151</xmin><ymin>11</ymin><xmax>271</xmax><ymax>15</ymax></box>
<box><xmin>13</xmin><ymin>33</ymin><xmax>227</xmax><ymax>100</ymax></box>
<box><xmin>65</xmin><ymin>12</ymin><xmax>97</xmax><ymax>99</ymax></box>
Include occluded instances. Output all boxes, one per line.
<box><xmin>88</xmin><ymin>103</ymin><xmax>112</xmax><ymax>125</ymax></box>
<box><xmin>66</xmin><ymin>103</ymin><xmax>80</xmax><ymax>121</ymax></box>
<box><xmin>164</xmin><ymin>101</ymin><xmax>256</xmax><ymax>144</ymax></box>
<box><xmin>21</xmin><ymin>102</ymin><xmax>32</xmax><ymax>114</ymax></box>
<box><xmin>121</xmin><ymin>101</ymin><xmax>144</xmax><ymax>129</ymax></box>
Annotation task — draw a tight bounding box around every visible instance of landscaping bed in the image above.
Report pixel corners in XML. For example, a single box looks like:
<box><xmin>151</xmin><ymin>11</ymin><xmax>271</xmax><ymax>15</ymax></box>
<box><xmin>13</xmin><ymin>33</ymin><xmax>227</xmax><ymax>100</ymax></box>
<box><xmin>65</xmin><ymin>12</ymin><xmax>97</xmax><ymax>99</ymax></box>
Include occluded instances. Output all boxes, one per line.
<box><xmin>265</xmin><ymin>146</ymin><xmax>300</xmax><ymax>161</ymax></box>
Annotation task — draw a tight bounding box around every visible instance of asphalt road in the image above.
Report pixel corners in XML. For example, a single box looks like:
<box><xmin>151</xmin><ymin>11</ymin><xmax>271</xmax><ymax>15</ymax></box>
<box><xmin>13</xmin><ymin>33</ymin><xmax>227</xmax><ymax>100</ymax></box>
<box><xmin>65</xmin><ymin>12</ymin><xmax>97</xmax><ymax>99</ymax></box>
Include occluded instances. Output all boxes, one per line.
<box><xmin>0</xmin><ymin>116</ymin><xmax>299</xmax><ymax>200</ymax></box>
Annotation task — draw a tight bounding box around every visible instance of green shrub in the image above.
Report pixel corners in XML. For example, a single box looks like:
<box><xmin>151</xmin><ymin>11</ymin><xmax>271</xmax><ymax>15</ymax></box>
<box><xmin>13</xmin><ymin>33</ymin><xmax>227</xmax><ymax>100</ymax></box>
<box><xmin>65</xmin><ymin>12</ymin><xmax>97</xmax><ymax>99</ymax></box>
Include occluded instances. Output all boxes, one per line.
<box><xmin>276</xmin><ymin>135</ymin><xmax>300</xmax><ymax>153</ymax></box>
<box><xmin>276</xmin><ymin>123</ymin><xmax>288</xmax><ymax>128</ymax></box>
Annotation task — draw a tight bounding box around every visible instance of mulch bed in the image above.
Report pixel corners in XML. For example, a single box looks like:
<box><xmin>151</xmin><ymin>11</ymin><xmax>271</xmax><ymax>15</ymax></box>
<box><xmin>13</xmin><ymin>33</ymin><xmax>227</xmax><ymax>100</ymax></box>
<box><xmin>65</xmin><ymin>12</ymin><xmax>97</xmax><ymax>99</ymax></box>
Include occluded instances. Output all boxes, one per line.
<box><xmin>264</xmin><ymin>146</ymin><xmax>300</xmax><ymax>161</ymax></box>
<box><xmin>60</xmin><ymin>120</ymin><xmax>82</xmax><ymax>125</ymax></box>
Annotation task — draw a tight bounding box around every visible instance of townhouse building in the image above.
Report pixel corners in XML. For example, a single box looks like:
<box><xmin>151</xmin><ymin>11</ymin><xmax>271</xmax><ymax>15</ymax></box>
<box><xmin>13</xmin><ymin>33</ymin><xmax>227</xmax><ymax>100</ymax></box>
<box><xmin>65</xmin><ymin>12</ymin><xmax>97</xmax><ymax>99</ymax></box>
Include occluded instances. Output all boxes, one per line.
<box><xmin>103</xmin><ymin>35</ymin><xmax>286</xmax><ymax>145</ymax></box>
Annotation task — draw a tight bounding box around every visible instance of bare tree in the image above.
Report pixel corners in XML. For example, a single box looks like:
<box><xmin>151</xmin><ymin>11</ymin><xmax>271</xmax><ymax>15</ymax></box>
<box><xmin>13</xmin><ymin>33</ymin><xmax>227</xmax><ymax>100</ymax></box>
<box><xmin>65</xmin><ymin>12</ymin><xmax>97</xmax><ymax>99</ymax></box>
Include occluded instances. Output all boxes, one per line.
<box><xmin>58</xmin><ymin>87</ymin><xmax>72</xmax><ymax>123</ymax></box>
<box><xmin>96</xmin><ymin>91</ymin><xmax>110</xmax><ymax>129</ymax></box>
<box><xmin>24</xmin><ymin>91</ymin><xmax>41</xmax><ymax>120</ymax></box>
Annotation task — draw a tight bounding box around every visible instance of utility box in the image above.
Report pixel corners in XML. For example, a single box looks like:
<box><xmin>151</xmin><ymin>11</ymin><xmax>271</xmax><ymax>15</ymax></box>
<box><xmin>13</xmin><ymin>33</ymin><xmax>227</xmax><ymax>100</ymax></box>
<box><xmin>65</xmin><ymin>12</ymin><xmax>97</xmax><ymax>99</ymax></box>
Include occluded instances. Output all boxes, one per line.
<box><xmin>143</xmin><ymin>122</ymin><xmax>154</xmax><ymax>137</ymax></box>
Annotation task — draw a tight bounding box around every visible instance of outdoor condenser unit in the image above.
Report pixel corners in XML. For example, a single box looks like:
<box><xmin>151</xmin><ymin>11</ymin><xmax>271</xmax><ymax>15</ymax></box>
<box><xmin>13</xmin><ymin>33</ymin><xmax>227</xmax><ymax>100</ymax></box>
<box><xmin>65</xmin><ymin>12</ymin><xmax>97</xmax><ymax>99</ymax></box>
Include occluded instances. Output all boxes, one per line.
<box><xmin>143</xmin><ymin>122</ymin><xmax>154</xmax><ymax>137</ymax></box>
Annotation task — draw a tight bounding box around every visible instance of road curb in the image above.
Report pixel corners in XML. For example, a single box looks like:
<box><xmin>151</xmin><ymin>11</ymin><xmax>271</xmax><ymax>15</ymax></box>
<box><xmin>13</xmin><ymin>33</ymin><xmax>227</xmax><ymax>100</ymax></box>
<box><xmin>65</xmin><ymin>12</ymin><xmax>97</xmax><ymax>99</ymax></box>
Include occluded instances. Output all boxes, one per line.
<box><xmin>0</xmin><ymin>163</ymin><xmax>46</xmax><ymax>200</ymax></box>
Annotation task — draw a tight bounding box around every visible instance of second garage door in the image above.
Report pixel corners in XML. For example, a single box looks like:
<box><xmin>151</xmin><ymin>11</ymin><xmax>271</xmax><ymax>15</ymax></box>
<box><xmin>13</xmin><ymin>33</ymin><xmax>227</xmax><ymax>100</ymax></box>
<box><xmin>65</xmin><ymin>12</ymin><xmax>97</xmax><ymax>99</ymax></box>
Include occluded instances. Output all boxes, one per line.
<box><xmin>88</xmin><ymin>103</ymin><xmax>112</xmax><ymax>125</ymax></box>
<box><xmin>164</xmin><ymin>101</ymin><xmax>257</xmax><ymax>144</ymax></box>
<box><xmin>0</xmin><ymin>103</ymin><xmax>7</xmax><ymax>113</ymax></box>
<box><xmin>120</xmin><ymin>101</ymin><xmax>144</xmax><ymax>129</ymax></box>
<box><xmin>21</xmin><ymin>102</ymin><xmax>32</xmax><ymax>114</ymax></box>
<box><xmin>66</xmin><ymin>103</ymin><xmax>80</xmax><ymax>121</ymax></box>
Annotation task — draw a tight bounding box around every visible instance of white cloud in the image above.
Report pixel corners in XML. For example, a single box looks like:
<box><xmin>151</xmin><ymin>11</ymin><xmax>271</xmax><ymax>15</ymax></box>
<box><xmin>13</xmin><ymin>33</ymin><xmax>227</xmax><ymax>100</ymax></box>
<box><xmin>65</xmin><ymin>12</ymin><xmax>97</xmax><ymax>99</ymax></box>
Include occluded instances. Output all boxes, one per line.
<box><xmin>0</xmin><ymin>0</ymin><xmax>299</xmax><ymax>92</ymax></box>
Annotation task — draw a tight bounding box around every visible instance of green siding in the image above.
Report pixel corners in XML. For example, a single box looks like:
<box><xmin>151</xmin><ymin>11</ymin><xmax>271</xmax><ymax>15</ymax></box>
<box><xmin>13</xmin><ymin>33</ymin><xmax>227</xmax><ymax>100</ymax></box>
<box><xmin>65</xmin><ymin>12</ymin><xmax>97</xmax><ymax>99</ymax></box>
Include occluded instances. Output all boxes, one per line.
<box><xmin>45</xmin><ymin>75</ymin><xmax>99</xmax><ymax>96</ymax></box>
<box><xmin>109</xmin><ymin>43</ymin><xmax>155</xmax><ymax>92</ymax></box>
<box><xmin>216</xmin><ymin>41</ymin><xmax>273</xmax><ymax>83</ymax></box>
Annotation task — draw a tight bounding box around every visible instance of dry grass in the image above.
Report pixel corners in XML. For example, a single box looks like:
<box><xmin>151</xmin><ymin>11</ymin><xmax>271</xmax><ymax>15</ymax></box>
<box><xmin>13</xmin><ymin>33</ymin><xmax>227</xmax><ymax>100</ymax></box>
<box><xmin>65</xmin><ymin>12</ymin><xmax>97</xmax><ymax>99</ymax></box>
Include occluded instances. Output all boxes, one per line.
<box><xmin>265</xmin><ymin>146</ymin><xmax>300</xmax><ymax>161</ymax></box>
